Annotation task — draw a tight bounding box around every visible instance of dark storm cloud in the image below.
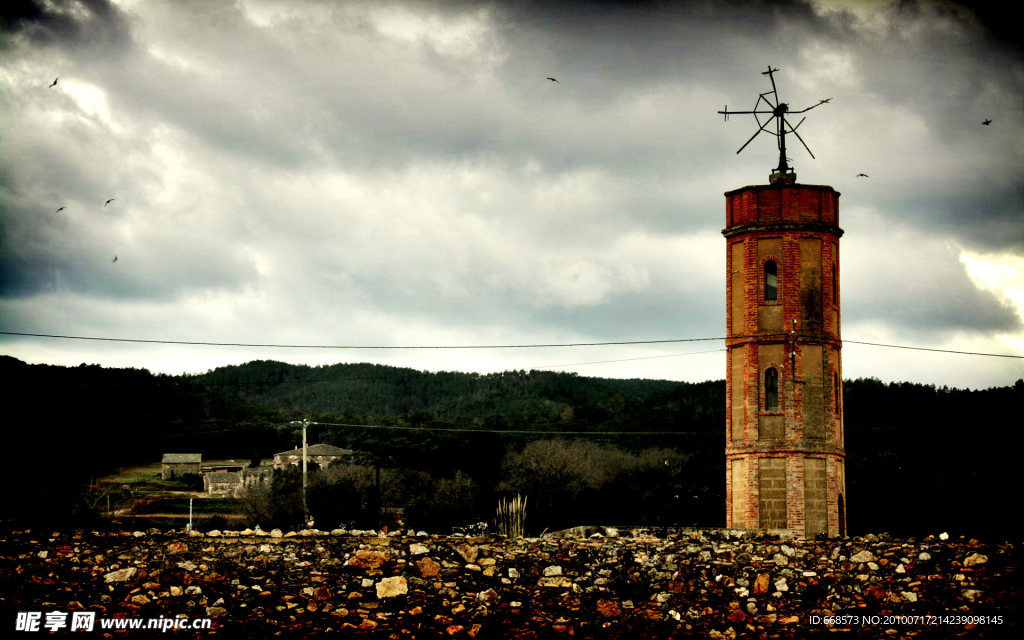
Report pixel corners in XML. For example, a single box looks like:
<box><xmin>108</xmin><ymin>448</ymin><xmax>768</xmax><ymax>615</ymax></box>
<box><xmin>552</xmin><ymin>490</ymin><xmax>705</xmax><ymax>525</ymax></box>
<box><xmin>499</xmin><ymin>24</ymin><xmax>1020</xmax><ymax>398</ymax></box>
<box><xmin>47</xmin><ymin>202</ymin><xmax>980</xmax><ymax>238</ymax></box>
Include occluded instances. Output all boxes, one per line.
<box><xmin>0</xmin><ymin>0</ymin><xmax>132</xmax><ymax>51</ymax></box>
<box><xmin>0</xmin><ymin>0</ymin><xmax>1020</xmax><ymax>386</ymax></box>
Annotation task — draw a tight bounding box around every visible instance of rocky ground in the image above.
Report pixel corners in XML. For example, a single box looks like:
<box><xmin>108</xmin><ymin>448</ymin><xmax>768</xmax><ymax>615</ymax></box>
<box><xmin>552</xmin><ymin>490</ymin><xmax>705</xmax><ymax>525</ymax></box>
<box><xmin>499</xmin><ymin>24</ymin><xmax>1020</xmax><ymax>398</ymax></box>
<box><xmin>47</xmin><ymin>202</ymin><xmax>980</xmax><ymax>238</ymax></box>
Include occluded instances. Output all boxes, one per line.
<box><xmin>1</xmin><ymin>527</ymin><xmax>1018</xmax><ymax>638</ymax></box>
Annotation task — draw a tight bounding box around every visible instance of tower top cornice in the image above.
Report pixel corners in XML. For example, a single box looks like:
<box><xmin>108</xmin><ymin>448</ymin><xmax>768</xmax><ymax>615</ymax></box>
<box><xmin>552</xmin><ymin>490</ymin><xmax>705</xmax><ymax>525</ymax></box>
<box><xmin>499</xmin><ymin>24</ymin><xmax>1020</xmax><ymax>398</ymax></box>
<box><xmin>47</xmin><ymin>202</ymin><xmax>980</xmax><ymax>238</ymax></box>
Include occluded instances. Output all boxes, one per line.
<box><xmin>724</xmin><ymin>183</ymin><xmax>839</xmax><ymax>197</ymax></box>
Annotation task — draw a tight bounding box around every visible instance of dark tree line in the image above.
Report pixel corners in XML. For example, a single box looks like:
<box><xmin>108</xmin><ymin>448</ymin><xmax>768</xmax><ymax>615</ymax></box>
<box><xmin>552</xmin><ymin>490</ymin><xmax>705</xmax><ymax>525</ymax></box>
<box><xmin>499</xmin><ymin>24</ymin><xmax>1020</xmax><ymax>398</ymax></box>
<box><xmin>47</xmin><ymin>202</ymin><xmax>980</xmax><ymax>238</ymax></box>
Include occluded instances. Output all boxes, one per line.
<box><xmin>1</xmin><ymin>355</ymin><xmax>1020</xmax><ymax>539</ymax></box>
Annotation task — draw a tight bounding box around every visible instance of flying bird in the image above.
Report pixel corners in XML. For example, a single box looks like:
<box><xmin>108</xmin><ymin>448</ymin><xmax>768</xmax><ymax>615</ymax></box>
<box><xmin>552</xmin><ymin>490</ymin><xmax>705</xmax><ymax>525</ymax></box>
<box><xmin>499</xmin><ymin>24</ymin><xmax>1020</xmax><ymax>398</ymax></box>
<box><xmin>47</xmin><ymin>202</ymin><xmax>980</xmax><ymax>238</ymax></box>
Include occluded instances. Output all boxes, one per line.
<box><xmin>112</xmin><ymin>255</ymin><xmax>118</xmax><ymax>263</ymax></box>
<box><xmin>104</xmin><ymin>198</ymin><xmax>115</xmax><ymax>206</ymax></box>
<box><xmin>49</xmin><ymin>77</ymin><xmax>58</xmax><ymax>88</ymax></box>
<box><xmin>546</xmin><ymin>77</ymin><xmax>559</xmax><ymax>83</ymax></box>
<box><xmin>856</xmin><ymin>173</ymin><xmax>869</xmax><ymax>177</ymax></box>
<box><xmin>55</xmin><ymin>206</ymin><xmax>65</xmax><ymax>213</ymax></box>
<box><xmin>982</xmin><ymin>119</ymin><xmax>992</xmax><ymax>125</ymax></box>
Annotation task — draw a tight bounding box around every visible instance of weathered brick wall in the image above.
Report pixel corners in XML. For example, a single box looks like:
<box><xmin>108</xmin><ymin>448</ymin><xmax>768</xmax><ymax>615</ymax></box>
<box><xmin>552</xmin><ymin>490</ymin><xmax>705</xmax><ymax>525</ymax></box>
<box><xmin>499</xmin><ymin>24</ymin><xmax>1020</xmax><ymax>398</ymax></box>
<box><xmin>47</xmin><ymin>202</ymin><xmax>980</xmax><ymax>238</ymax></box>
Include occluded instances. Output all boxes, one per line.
<box><xmin>1</xmin><ymin>528</ymin><xmax>1018</xmax><ymax>638</ymax></box>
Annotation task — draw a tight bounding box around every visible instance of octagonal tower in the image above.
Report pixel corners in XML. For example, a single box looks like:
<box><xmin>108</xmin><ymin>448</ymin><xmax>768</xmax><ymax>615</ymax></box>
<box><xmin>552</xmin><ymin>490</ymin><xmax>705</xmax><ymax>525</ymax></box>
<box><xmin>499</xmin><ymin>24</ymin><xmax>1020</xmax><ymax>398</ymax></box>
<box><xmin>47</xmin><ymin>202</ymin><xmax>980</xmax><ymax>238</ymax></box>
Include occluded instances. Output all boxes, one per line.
<box><xmin>723</xmin><ymin>174</ymin><xmax>847</xmax><ymax>538</ymax></box>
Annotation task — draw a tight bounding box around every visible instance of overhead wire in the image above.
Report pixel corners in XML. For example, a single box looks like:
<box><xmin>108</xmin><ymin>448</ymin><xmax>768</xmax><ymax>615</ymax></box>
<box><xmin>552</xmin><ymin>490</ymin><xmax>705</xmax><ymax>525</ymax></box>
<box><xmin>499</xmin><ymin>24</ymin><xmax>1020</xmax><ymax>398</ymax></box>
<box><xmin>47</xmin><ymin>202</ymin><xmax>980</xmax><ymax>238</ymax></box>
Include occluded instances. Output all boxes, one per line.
<box><xmin>1</xmin><ymin>330</ymin><xmax>1020</xmax><ymax>358</ymax></box>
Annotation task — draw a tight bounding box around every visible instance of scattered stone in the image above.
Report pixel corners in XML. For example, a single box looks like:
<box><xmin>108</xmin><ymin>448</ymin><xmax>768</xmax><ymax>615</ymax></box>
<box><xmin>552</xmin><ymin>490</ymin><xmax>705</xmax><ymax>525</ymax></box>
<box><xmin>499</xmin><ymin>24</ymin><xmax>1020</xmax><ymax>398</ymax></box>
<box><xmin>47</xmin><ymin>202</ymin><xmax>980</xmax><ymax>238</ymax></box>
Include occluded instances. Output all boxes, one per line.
<box><xmin>376</xmin><ymin>576</ymin><xmax>408</xmax><ymax>599</ymax></box>
<box><xmin>753</xmin><ymin>572</ymin><xmax>771</xmax><ymax>594</ymax></box>
<box><xmin>454</xmin><ymin>543</ymin><xmax>478</xmax><ymax>564</ymax></box>
<box><xmin>417</xmin><ymin>557</ymin><xmax>441</xmax><ymax>578</ymax></box>
<box><xmin>596</xmin><ymin>599</ymin><xmax>621</xmax><ymax>617</ymax></box>
<box><xmin>348</xmin><ymin>550</ymin><xmax>388</xmax><ymax>569</ymax></box>
<box><xmin>850</xmin><ymin>550</ymin><xmax>876</xmax><ymax>563</ymax></box>
<box><xmin>1</xmin><ymin>528</ymin><xmax>1016</xmax><ymax>637</ymax></box>
<box><xmin>104</xmin><ymin>567</ymin><xmax>137</xmax><ymax>583</ymax></box>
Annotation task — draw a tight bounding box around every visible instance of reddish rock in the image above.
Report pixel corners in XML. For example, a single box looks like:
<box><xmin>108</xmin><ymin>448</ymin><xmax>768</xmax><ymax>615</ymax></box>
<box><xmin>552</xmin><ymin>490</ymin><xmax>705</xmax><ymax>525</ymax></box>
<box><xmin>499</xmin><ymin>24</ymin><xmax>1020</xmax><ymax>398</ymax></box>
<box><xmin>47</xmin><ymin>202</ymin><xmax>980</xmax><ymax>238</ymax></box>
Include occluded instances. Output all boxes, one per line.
<box><xmin>727</xmin><ymin>609</ymin><xmax>747</xmax><ymax>623</ymax></box>
<box><xmin>417</xmin><ymin>556</ymin><xmax>441</xmax><ymax>578</ymax></box>
<box><xmin>753</xmin><ymin>572</ymin><xmax>772</xmax><ymax>595</ymax></box>
<box><xmin>313</xmin><ymin>586</ymin><xmax>332</xmax><ymax>601</ymax></box>
<box><xmin>348</xmin><ymin>550</ymin><xmax>388</xmax><ymax>569</ymax></box>
<box><xmin>596</xmin><ymin>599</ymin><xmax>621</xmax><ymax>618</ymax></box>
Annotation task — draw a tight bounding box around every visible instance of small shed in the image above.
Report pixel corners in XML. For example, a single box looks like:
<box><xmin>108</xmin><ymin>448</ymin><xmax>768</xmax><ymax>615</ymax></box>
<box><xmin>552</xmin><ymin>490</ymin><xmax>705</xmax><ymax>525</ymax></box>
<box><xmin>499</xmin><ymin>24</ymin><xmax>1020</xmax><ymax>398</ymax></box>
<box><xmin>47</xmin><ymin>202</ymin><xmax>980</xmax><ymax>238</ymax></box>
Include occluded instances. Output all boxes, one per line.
<box><xmin>162</xmin><ymin>453</ymin><xmax>202</xmax><ymax>479</ymax></box>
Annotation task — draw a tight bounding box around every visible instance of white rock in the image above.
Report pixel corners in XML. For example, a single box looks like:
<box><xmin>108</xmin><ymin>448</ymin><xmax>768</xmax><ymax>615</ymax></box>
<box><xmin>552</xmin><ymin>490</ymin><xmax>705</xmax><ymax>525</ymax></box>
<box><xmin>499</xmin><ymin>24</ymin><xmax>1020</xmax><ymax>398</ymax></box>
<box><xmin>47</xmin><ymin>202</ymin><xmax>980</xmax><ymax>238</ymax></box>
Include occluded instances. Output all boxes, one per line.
<box><xmin>375</xmin><ymin>576</ymin><xmax>408</xmax><ymax>599</ymax></box>
<box><xmin>850</xmin><ymin>550</ymin><xmax>876</xmax><ymax>563</ymax></box>
<box><xmin>104</xmin><ymin>567</ymin><xmax>137</xmax><ymax>583</ymax></box>
<box><xmin>964</xmin><ymin>553</ymin><xmax>988</xmax><ymax>567</ymax></box>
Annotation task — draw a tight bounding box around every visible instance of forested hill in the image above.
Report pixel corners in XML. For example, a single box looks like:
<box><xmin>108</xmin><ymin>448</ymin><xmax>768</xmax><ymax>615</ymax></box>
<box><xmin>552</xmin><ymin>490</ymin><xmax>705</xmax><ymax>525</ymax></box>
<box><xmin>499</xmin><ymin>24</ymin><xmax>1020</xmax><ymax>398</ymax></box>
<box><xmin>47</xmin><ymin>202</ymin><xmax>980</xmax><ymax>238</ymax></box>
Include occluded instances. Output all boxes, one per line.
<box><xmin>2</xmin><ymin>355</ymin><xmax>1022</xmax><ymax>537</ymax></box>
<box><xmin>187</xmin><ymin>360</ymin><xmax>719</xmax><ymax>427</ymax></box>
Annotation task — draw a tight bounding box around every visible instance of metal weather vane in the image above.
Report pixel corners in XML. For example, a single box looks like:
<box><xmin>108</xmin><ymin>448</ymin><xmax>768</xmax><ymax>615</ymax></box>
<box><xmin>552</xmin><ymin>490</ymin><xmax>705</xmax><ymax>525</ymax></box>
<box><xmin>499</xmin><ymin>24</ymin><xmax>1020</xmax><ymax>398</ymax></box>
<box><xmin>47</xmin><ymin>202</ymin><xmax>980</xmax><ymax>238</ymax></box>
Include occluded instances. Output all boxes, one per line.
<box><xmin>718</xmin><ymin>66</ymin><xmax>831</xmax><ymax>178</ymax></box>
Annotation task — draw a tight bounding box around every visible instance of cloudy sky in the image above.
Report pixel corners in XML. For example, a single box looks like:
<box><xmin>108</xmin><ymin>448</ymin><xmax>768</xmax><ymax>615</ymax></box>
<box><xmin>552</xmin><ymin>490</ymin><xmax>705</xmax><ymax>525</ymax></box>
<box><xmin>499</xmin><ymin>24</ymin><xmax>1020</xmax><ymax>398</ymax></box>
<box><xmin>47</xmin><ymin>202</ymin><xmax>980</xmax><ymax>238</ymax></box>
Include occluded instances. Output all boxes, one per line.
<box><xmin>1</xmin><ymin>0</ymin><xmax>1021</xmax><ymax>389</ymax></box>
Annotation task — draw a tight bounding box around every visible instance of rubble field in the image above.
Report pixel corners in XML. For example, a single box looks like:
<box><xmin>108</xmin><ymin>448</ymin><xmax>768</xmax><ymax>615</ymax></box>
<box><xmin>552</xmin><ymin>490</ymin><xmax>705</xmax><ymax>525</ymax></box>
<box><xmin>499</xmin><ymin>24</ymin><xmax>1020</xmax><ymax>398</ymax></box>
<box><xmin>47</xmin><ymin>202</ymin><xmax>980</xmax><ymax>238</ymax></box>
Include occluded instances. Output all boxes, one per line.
<box><xmin>1</xmin><ymin>527</ymin><xmax>1018</xmax><ymax>638</ymax></box>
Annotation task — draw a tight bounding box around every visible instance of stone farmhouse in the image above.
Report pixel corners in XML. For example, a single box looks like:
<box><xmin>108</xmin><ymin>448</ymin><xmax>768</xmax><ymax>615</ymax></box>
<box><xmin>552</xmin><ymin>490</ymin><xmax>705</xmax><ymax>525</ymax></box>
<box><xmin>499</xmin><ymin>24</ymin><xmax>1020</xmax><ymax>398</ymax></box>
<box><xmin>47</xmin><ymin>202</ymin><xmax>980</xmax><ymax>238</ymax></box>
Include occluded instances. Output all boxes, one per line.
<box><xmin>161</xmin><ymin>453</ymin><xmax>201</xmax><ymax>479</ymax></box>
<box><xmin>204</xmin><ymin>472</ymin><xmax>242</xmax><ymax>495</ymax></box>
<box><xmin>273</xmin><ymin>443</ymin><xmax>355</xmax><ymax>469</ymax></box>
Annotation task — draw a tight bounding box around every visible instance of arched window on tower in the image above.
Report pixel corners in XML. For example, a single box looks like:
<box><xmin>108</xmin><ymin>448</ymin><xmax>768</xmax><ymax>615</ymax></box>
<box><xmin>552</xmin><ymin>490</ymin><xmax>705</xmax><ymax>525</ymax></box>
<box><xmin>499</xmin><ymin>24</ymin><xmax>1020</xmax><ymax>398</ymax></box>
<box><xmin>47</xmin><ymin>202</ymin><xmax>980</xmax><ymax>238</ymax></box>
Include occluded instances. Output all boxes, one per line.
<box><xmin>764</xmin><ymin>260</ymin><xmax>778</xmax><ymax>302</ymax></box>
<box><xmin>764</xmin><ymin>367</ymin><xmax>779</xmax><ymax>411</ymax></box>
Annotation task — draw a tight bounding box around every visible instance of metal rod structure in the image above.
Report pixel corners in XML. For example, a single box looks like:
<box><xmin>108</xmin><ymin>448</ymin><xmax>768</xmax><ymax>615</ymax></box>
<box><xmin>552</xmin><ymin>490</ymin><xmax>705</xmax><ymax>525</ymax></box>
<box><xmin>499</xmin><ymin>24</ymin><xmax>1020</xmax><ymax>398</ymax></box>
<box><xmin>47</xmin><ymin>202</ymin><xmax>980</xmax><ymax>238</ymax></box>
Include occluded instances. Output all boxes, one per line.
<box><xmin>717</xmin><ymin>66</ymin><xmax>830</xmax><ymax>176</ymax></box>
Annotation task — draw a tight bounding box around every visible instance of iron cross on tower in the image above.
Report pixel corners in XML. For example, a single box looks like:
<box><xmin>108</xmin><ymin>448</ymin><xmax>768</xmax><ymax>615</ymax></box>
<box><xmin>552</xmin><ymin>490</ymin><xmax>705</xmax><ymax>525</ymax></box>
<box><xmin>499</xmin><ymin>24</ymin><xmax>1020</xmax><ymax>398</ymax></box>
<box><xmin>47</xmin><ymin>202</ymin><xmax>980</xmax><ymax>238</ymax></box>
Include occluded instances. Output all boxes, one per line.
<box><xmin>718</xmin><ymin>66</ymin><xmax>831</xmax><ymax>183</ymax></box>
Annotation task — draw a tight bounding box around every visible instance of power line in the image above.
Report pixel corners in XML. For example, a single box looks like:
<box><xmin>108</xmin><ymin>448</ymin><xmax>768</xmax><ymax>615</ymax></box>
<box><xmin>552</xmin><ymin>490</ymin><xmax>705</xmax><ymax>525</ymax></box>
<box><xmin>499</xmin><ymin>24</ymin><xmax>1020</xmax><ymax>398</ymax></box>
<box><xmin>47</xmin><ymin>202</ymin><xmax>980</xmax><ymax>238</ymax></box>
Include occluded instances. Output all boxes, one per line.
<box><xmin>842</xmin><ymin>340</ymin><xmax>1023</xmax><ymax>359</ymax></box>
<box><xmin>304</xmin><ymin>420</ymin><xmax>713</xmax><ymax>436</ymax></box>
<box><xmin>2</xmin><ymin>330</ymin><xmax>1021</xmax><ymax>358</ymax></box>
<box><xmin>0</xmin><ymin>331</ymin><xmax>719</xmax><ymax>349</ymax></box>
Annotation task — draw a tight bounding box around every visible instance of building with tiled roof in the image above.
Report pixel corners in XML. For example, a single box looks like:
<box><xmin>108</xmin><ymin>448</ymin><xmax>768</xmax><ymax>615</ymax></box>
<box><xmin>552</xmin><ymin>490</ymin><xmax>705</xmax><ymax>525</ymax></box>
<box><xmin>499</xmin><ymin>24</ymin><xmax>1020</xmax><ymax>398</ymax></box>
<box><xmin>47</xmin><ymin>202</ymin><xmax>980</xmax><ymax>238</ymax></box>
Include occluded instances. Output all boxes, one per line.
<box><xmin>273</xmin><ymin>443</ymin><xmax>355</xmax><ymax>470</ymax></box>
<box><xmin>161</xmin><ymin>453</ymin><xmax>201</xmax><ymax>479</ymax></box>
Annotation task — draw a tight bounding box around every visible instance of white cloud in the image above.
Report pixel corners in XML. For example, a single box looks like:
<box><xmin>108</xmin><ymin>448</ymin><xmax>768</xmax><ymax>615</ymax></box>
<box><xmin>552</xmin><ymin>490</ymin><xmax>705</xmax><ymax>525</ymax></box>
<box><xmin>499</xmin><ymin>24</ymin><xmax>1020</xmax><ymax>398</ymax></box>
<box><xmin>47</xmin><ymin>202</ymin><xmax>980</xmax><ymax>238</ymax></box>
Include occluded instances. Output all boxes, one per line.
<box><xmin>1</xmin><ymin>0</ymin><xmax>1020</xmax><ymax>388</ymax></box>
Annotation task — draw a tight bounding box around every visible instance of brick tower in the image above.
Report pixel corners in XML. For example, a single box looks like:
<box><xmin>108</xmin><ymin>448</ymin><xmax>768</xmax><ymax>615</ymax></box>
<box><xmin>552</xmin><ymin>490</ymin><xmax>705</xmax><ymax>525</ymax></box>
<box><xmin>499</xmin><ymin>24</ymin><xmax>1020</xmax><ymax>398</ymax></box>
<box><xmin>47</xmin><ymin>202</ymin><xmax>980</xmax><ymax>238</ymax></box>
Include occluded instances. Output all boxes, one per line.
<box><xmin>723</xmin><ymin>171</ymin><xmax>847</xmax><ymax>538</ymax></box>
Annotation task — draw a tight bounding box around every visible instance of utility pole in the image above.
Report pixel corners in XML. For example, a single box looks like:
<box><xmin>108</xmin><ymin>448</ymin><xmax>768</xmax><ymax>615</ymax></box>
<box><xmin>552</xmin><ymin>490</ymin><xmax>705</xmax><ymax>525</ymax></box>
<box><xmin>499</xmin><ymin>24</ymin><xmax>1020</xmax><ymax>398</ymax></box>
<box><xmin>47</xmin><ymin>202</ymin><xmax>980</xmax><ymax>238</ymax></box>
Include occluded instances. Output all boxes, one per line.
<box><xmin>302</xmin><ymin>418</ymin><xmax>309</xmax><ymax>527</ymax></box>
<box><xmin>290</xmin><ymin>418</ymin><xmax>311</xmax><ymax>528</ymax></box>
